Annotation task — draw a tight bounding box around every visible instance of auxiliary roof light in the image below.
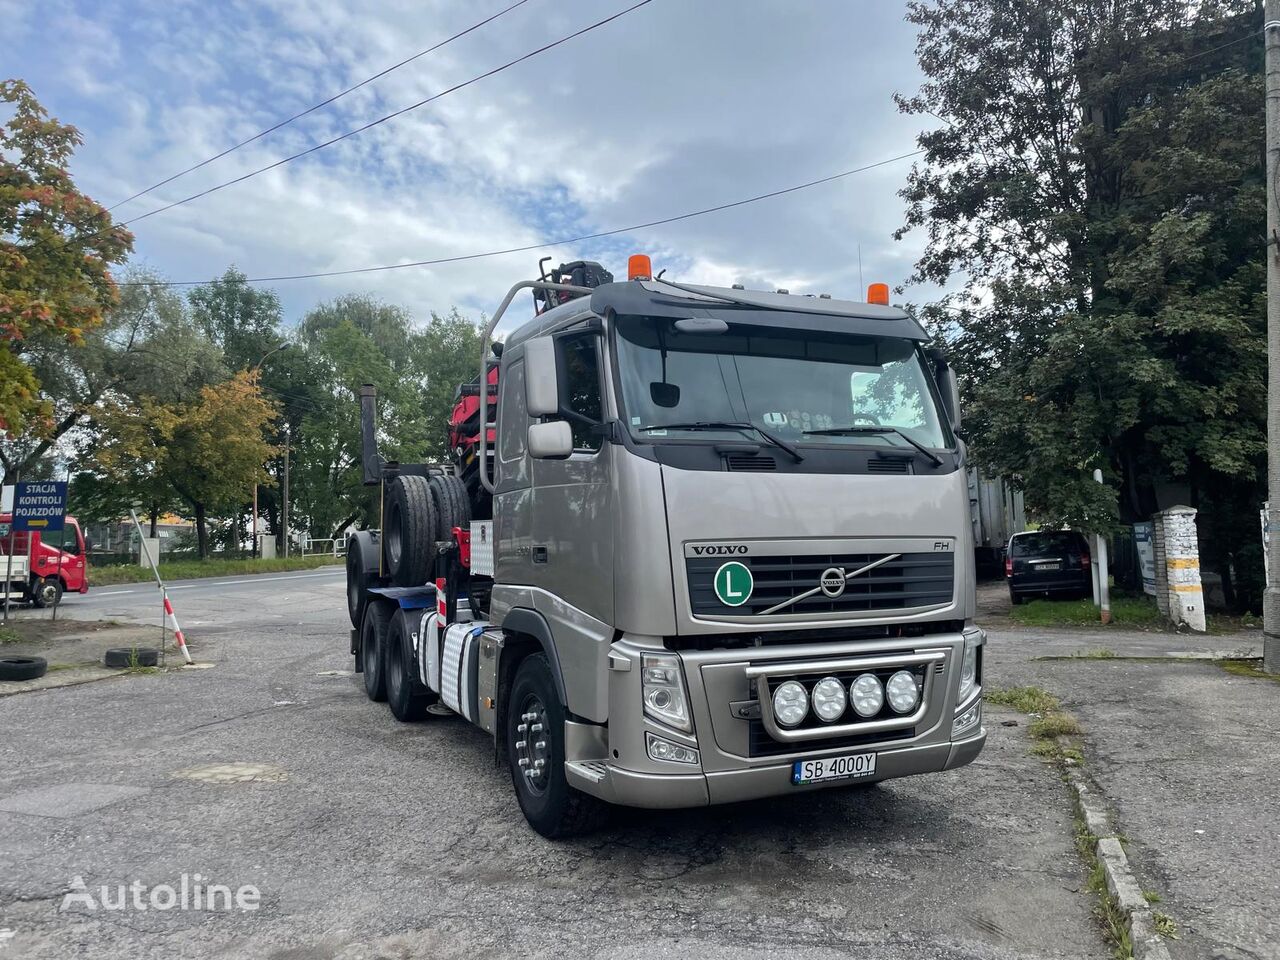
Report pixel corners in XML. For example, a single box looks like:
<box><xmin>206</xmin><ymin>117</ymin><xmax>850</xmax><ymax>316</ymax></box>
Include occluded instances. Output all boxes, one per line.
<box><xmin>628</xmin><ymin>253</ymin><xmax>653</xmax><ymax>281</ymax></box>
<box><xmin>867</xmin><ymin>282</ymin><xmax>890</xmax><ymax>305</ymax></box>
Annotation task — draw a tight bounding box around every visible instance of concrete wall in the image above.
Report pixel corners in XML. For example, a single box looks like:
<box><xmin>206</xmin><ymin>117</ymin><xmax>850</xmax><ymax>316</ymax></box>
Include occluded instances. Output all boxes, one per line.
<box><xmin>1151</xmin><ymin>506</ymin><xmax>1206</xmax><ymax>633</ymax></box>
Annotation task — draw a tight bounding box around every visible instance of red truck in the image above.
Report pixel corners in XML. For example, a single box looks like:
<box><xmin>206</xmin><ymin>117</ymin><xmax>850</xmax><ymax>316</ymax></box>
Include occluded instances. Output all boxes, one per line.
<box><xmin>0</xmin><ymin>515</ymin><xmax>89</xmax><ymax>606</ymax></box>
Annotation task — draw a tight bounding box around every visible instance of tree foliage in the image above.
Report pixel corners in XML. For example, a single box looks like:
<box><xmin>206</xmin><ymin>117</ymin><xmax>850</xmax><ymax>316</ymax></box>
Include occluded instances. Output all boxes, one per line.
<box><xmin>898</xmin><ymin>0</ymin><xmax>1264</xmax><ymax>574</ymax></box>
<box><xmin>0</xmin><ymin>79</ymin><xmax>132</xmax><ymax>437</ymax></box>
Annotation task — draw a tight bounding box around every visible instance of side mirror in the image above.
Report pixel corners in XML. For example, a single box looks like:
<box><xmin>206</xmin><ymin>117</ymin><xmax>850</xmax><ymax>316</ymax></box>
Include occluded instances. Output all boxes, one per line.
<box><xmin>940</xmin><ymin>366</ymin><xmax>961</xmax><ymax>429</ymax></box>
<box><xmin>528</xmin><ymin>421</ymin><xmax>573</xmax><ymax>459</ymax></box>
<box><xmin>524</xmin><ymin>338</ymin><xmax>560</xmax><ymax>417</ymax></box>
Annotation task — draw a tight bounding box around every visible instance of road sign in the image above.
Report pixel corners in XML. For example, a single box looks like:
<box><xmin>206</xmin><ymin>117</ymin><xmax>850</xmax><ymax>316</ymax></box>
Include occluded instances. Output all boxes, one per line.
<box><xmin>713</xmin><ymin>561</ymin><xmax>753</xmax><ymax>607</ymax></box>
<box><xmin>12</xmin><ymin>481</ymin><xmax>68</xmax><ymax>532</ymax></box>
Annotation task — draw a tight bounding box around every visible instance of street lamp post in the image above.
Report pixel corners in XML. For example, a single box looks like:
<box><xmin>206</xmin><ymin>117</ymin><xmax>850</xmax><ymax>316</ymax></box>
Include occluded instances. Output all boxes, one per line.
<box><xmin>251</xmin><ymin>342</ymin><xmax>290</xmax><ymax>559</ymax></box>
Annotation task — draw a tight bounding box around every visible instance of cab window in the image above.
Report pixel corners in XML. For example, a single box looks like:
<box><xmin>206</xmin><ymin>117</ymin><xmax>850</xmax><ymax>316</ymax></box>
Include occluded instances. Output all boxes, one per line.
<box><xmin>557</xmin><ymin>333</ymin><xmax>604</xmax><ymax>453</ymax></box>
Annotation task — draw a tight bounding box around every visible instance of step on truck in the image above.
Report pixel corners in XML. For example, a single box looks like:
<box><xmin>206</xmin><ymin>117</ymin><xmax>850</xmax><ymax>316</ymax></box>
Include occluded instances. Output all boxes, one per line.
<box><xmin>346</xmin><ymin>255</ymin><xmax>986</xmax><ymax>838</ymax></box>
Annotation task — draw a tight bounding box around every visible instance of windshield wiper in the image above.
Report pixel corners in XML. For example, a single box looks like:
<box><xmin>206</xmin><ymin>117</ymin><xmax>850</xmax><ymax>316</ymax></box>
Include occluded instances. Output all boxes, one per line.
<box><xmin>802</xmin><ymin>425</ymin><xmax>943</xmax><ymax>467</ymax></box>
<box><xmin>639</xmin><ymin>421</ymin><xmax>804</xmax><ymax>462</ymax></box>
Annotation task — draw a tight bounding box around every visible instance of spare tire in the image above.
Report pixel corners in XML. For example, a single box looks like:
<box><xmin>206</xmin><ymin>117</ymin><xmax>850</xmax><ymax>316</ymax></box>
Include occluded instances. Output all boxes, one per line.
<box><xmin>104</xmin><ymin>647</ymin><xmax>160</xmax><ymax>669</ymax></box>
<box><xmin>0</xmin><ymin>656</ymin><xmax>48</xmax><ymax>682</ymax></box>
<box><xmin>384</xmin><ymin>475</ymin><xmax>436</xmax><ymax>587</ymax></box>
<box><xmin>429</xmin><ymin>475</ymin><xmax>472</xmax><ymax>543</ymax></box>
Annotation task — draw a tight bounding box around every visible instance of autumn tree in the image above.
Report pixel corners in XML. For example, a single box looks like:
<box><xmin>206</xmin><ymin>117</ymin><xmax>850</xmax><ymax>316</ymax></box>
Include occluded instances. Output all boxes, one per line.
<box><xmin>0</xmin><ymin>79</ymin><xmax>132</xmax><ymax>454</ymax></box>
<box><xmin>95</xmin><ymin>372</ymin><xmax>277</xmax><ymax>558</ymax></box>
<box><xmin>897</xmin><ymin>0</ymin><xmax>1265</xmax><ymax>604</ymax></box>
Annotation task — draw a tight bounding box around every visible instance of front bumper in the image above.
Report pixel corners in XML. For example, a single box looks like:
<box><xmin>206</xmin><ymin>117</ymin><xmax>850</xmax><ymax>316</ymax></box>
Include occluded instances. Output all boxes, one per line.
<box><xmin>567</xmin><ymin>730</ymin><xmax>985</xmax><ymax>807</ymax></box>
<box><xmin>570</xmin><ymin>629</ymin><xmax>985</xmax><ymax>809</ymax></box>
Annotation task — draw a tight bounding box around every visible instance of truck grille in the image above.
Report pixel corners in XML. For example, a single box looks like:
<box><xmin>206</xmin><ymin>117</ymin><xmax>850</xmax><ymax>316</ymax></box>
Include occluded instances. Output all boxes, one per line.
<box><xmin>687</xmin><ymin>552</ymin><xmax>954</xmax><ymax>617</ymax></box>
<box><xmin>749</xmin><ymin>722</ymin><xmax>914</xmax><ymax>758</ymax></box>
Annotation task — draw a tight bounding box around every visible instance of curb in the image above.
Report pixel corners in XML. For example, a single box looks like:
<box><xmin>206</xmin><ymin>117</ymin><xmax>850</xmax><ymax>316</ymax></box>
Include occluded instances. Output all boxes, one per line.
<box><xmin>1065</xmin><ymin>767</ymin><xmax>1173</xmax><ymax>960</ymax></box>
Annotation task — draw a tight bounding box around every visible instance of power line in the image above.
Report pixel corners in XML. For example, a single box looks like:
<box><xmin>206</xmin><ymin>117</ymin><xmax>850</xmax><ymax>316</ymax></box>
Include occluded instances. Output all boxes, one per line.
<box><xmin>119</xmin><ymin>149</ymin><xmax>925</xmax><ymax>287</ymax></box>
<box><xmin>117</xmin><ymin>0</ymin><xmax>655</xmax><ymax>229</ymax></box>
<box><xmin>107</xmin><ymin>0</ymin><xmax>535</xmax><ymax>211</ymax></box>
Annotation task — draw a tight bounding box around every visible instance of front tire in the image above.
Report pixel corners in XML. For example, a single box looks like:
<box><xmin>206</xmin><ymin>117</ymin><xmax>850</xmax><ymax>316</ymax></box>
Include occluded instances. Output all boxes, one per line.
<box><xmin>361</xmin><ymin>601</ymin><xmax>392</xmax><ymax>702</ymax></box>
<box><xmin>385</xmin><ymin>609</ymin><xmax>432</xmax><ymax>722</ymax></box>
<box><xmin>506</xmin><ymin>654</ymin><xmax>608</xmax><ymax>838</ymax></box>
<box><xmin>30</xmin><ymin>577</ymin><xmax>62</xmax><ymax>608</ymax></box>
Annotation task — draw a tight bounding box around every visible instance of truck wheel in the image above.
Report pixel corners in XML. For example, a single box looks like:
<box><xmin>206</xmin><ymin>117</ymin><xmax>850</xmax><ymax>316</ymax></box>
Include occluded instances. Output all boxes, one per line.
<box><xmin>361</xmin><ymin>601</ymin><xmax>393</xmax><ymax>702</ymax></box>
<box><xmin>506</xmin><ymin>654</ymin><xmax>608</xmax><ymax>838</ymax></box>
<box><xmin>385</xmin><ymin>609</ymin><xmax>433</xmax><ymax>722</ymax></box>
<box><xmin>429</xmin><ymin>475</ymin><xmax>471</xmax><ymax>542</ymax></box>
<box><xmin>30</xmin><ymin>577</ymin><xmax>62</xmax><ymax>608</ymax></box>
<box><xmin>384</xmin><ymin>476</ymin><xmax>436</xmax><ymax>587</ymax></box>
<box><xmin>346</xmin><ymin>536</ymin><xmax>368</xmax><ymax>628</ymax></box>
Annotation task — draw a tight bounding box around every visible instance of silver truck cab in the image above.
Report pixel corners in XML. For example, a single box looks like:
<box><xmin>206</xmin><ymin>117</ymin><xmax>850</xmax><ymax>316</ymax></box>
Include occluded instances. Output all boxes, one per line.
<box><xmin>479</xmin><ymin>274</ymin><xmax>985</xmax><ymax>831</ymax></box>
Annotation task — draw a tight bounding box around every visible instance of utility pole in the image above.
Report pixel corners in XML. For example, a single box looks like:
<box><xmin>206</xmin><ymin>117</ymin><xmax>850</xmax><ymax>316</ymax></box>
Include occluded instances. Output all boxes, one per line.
<box><xmin>282</xmin><ymin>423</ymin><xmax>290</xmax><ymax>559</ymax></box>
<box><xmin>1266</xmin><ymin>5</ymin><xmax>1280</xmax><ymax>674</ymax></box>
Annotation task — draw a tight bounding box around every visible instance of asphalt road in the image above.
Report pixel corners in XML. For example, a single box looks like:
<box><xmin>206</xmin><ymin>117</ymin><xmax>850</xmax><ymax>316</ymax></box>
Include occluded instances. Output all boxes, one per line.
<box><xmin>0</xmin><ymin>572</ymin><xmax>1108</xmax><ymax>960</ymax></box>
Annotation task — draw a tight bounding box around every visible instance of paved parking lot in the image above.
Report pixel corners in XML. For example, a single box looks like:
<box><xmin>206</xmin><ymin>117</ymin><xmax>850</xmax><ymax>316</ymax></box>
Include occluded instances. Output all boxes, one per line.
<box><xmin>0</xmin><ymin>572</ymin><xmax>1107</xmax><ymax>959</ymax></box>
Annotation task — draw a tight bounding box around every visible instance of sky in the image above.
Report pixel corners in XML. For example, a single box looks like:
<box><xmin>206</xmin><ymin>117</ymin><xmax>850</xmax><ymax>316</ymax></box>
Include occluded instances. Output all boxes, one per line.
<box><xmin>4</xmin><ymin>0</ymin><xmax>942</xmax><ymax>333</ymax></box>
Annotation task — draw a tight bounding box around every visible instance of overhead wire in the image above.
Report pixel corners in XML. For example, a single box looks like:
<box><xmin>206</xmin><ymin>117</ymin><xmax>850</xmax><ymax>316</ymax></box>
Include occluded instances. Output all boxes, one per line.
<box><xmin>107</xmin><ymin>0</ymin><xmax>536</xmax><ymax>211</ymax></box>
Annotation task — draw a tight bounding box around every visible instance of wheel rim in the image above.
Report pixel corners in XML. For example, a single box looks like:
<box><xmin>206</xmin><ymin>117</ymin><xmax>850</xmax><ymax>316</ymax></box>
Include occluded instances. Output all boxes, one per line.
<box><xmin>40</xmin><ymin>583</ymin><xmax>57</xmax><ymax>604</ymax></box>
<box><xmin>515</xmin><ymin>694</ymin><xmax>551</xmax><ymax>795</ymax></box>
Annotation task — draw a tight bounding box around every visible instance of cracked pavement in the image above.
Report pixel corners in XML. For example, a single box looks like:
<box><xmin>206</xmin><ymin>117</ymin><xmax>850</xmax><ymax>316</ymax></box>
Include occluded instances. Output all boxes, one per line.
<box><xmin>0</xmin><ymin>570</ymin><xmax>1108</xmax><ymax>959</ymax></box>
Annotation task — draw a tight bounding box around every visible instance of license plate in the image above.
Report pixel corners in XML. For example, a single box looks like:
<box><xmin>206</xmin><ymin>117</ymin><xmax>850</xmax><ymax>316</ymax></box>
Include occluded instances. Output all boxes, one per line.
<box><xmin>1034</xmin><ymin>562</ymin><xmax>1061</xmax><ymax>571</ymax></box>
<box><xmin>792</xmin><ymin>751</ymin><xmax>877</xmax><ymax>785</ymax></box>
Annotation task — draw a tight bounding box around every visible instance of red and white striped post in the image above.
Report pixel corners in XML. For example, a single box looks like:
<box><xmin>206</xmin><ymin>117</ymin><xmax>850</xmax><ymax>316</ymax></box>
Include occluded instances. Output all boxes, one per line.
<box><xmin>129</xmin><ymin>508</ymin><xmax>193</xmax><ymax>665</ymax></box>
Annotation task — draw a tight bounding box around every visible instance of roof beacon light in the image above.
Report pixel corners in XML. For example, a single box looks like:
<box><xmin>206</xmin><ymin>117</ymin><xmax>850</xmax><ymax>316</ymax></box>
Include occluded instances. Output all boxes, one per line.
<box><xmin>867</xmin><ymin>282</ymin><xmax>890</xmax><ymax>306</ymax></box>
<box><xmin>628</xmin><ymin>254</ymin><xmax>653</xmax><ymax>281</ymax></box>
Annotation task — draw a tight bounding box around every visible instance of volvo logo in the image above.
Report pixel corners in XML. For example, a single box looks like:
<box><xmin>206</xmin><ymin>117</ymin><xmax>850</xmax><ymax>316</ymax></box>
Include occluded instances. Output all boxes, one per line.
<box><xmin>819</xmin><ymin>567</ymin><xmax>847</xmax><ymax>598</ymax></box>
<box><xmin>691</xmin><ymin>544</ymin><xmax>748</xmax><ymax>556</ymax></box>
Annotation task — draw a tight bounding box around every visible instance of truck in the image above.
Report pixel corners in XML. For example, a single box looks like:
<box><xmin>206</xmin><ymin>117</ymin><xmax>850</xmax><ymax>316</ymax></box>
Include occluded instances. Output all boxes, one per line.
<box><xmin>345</xmin><ymin>254</ymin><xmax>985</xmax><ymax>838</ymax></box>
<box><xmin>0</xmin><ymin>515</ymin><xmax>90</xmax><ymax>607</ymax></box>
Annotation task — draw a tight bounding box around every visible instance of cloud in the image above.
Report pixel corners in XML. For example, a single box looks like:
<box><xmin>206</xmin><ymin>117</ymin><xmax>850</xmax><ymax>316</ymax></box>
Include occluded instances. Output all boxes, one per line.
<box><xmin>12</xmin><ymin>0</ymin><xmax>949</xmax><ymax>324</ymax></box>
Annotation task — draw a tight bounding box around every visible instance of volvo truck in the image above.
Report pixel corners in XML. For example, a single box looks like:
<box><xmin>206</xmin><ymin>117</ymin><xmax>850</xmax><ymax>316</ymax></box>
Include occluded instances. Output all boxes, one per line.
<box><xmin>345</xmin><ymin>255</ymin><xmax>985</xmax><ymax>838</ymax></box>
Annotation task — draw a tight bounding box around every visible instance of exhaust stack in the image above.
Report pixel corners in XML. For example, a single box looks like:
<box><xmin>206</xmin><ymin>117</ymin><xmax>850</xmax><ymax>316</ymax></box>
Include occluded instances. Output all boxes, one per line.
<box><xmin>360</xmin><ymin>384</ymin><xmax>382</xmax><ymax>486</ymax></box>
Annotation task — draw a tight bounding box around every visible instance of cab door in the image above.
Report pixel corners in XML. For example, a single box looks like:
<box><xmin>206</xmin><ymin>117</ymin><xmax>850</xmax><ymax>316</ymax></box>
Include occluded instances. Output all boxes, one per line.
<box><xmin>530</xmin><ymin>327</ymin><xmax>615</xmax><ymax>626</ymax></box>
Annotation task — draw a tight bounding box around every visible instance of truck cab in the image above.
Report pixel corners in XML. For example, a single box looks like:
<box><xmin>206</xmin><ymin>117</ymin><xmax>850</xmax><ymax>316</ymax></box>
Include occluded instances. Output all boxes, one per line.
<box><xmin>348</xmin><ymin>261</ymin><xmax>985</xmax><ymax>838</ymax></box>
<box><xmin>0</xmin><ymin>515</ymin><xmax>89</xmax><ymax>607</ymax></box>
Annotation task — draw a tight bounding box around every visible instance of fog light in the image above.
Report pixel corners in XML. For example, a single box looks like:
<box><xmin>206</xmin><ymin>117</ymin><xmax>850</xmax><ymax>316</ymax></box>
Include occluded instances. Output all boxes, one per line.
<box><xmin>646</xmin><ymin>732</ymin><xmax>700</xmax><ymax>765</ymax></box>
<box><xmin>886</xmin><ymin>670</ymin><xmax>920</xmax><ymax>714</ymax></box>
<box><xmin>811</xmin><ymin>677</ymin><xmax>847</xmax><ymax>722</ymax></box>
<box><xmin>849</xmin><ymin>673</ymin><xmax>884</xmax><ymax>717</ymax></box>
<box><xmin>953</xmin><ymin>701</ymin><xmax>981</xmax><ymax>737</ymax></box>
<box><xmin>772</xmin><ymin>680</ymin><xmax>809</xmax><ymax>727</ymax></box>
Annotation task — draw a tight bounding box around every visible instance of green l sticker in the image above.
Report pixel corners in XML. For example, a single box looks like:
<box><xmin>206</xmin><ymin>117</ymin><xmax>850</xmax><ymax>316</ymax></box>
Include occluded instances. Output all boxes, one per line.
<box><xmin>713</xmin><ymin>561</ymin><xmax>753</xmax><ymax>607</ymax></box>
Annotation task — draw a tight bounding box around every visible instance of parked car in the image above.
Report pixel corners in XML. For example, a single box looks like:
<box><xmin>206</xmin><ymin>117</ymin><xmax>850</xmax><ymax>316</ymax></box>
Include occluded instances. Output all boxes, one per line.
<box><xmin>1005</xmin><ymin>530</ymin><xmax>1091</xmax><ymax>604</ymax></box>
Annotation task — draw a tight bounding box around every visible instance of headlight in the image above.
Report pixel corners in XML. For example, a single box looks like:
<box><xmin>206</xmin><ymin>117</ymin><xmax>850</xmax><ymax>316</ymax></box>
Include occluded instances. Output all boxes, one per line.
<box><xmin>642</xmin><ymin>653</ymin><xmax>691</xmax><ymax>732</ymax></box>
<box><xmin>886</xmin><ymin>670</ymin><xmax>920</xmax><ymax>714</ymax></box>
<box><xmin>849</xmin><ymin>673</ymin><xmax>883</xmax><ymax>717</ymax></box>
<box><xmin>772</xmin><ymin>680</ymin><xmax>809</xmax><ymax>727</ymax></box>
<box><xmin>646</xmin><ymin>732</ymin><xmax>700</xmax><ymax>765</ymax></box>
<box><xmin>958</xmin><ymin>627</ymin><xmax>983</xmax><ymax>703</ymax></box>
<box><xmin>952</xmin><ymin>701</ymin><xmax>981</xmax><ymax>737</ymax></box>
<box><xmin>811</xmin><ymin>677</ymin><xmax>846</xmax><ymax>722</ymax></box>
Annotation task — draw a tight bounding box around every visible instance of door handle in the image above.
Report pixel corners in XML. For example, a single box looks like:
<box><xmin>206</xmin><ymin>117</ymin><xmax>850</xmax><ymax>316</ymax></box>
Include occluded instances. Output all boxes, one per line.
<box><xmin>531</xmin><ymin>545</ymin><xmax>549</xmax><ymax>564</ymax></box>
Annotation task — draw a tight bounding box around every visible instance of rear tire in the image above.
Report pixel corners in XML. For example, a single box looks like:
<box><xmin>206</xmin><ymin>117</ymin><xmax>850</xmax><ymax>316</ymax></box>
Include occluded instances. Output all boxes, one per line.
<box><xmin>384</xmin><ymin>475</ymin><xmax>436</xmax><ymax>587</ymax></box>
<box><xmin>361</xmin><ymin>601</ymin><xmax>393</xmax><ymax>702</ymax></box>
<box><xmin>385</xmin><ymin>609</ymin><xmax>433</xmax><ymax>722</ymax></box>
<box><xmin>506</xmin><ymin>654</ymin><xmax>608</xmax><ymax>838</ymax></box>
<box><xmin>346</xmin><ymin>535</ymin><xmax>369</xmax><ymax>628</ymax></box>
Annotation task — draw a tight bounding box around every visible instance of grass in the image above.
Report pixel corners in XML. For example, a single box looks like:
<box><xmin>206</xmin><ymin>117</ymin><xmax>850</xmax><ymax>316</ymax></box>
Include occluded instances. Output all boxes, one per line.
<box><xmin>88</xmin><ymin>555</ymin><xmax>340</xmax><ymax>586</ymax></box>
<box><xmin>1010</xmin><ymin>593</ymin><xmax>1164</xmax><ymax>629</ymax></box>
<box><xmin>1142</xmin><ymin>890</ymin><xmax>1162</xmax><ymax>904</ymax></box>
<box><xmin>986</xmin><ymin>685</ymin><xmax>1061</xmax><ymax>714</ymax></box>
<box><xmin>1216</xmin><ymin>658</ymin><xmax>1280</xmax><ymax>683</ymax></box>
<box><xmin>1029</xmin><ymin>712</ymin><xmax>1083</xmax><ymax>739</ymax></box>
<box><xmin>0</xmin><ymin>625</ymin><xmax>19</xmax><ymax>645</ymax></box>
<box><xmin>1153</xmin><ymin>911</ymin><xmax>1179</xmax><ymax>939</ymax></box>
<box><xmin>1073</xmin><ymin>802</ymin><xmax>1134</xmax><ymax>960</ymax></box>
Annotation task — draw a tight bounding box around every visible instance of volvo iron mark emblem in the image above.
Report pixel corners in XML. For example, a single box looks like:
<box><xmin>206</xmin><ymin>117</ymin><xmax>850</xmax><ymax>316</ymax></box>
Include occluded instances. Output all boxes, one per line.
<box><xmin>819</xmin><ymin>567</ymin><xmax>847</xmax><ymax>598</ymax></box>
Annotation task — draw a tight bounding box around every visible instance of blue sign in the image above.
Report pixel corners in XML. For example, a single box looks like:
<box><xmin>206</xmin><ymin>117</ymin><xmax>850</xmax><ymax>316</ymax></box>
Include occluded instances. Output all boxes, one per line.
<box><xmin>13</xmin><ymin>481</ymin><xmax>68</xmax><ymax>532</ymax></box>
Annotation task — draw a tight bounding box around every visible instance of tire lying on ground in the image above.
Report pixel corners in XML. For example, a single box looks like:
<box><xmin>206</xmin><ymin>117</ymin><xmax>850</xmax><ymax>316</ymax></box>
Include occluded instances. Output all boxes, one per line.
<box><xmin>383</xmin><ymin>475</ymin><xmax>436</xmax><ymax>587</ymax></box>
<box><xmin>428</xmin><ymin>474</ymin><xmax>471</xmax><ymax>543</ymax></box>
<box><xmin>0</xmin><ymin>656</ymin><xmax>47</xmax><ymax>682</ymax></box>
<box><xmin>104</xmin><ymin>647</ymin><xmax>161</xmax><ymax>669</ymax></box>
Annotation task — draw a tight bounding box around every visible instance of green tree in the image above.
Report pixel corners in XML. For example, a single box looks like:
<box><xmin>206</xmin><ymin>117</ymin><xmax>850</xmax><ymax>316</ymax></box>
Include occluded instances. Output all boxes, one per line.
<box><xmin>187</xmin><ymin>267</ymin><xmax>283</xmax><ymax>372</ymax></box>
<box><xmin>0</xmin><ymin>79</ymin><xmax>132</xmax><ymax>450</ymax></box>
<box><xmin>897</xmin><ymin>1</ymin><xmax>1264</xmax><ymax>600</ymax></box>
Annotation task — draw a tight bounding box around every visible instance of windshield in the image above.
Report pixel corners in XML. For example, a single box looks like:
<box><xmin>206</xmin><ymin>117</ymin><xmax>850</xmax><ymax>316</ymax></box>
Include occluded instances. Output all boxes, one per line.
<box><xmin>613</xmin><ymin>315</ymin><xmax>950</xmax><ymax>449</ymax></box>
